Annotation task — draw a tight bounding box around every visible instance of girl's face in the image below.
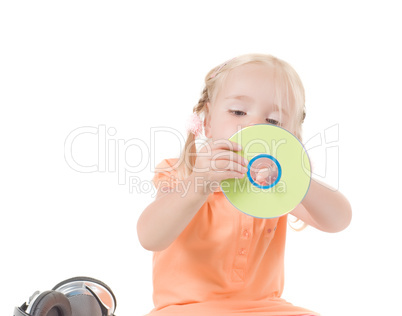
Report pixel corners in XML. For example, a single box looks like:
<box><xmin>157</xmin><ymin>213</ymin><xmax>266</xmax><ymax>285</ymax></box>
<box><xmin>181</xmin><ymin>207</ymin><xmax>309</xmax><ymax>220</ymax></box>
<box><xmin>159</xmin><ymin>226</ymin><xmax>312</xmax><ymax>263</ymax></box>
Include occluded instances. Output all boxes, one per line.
<box><xmin>204</xmin><ymin>63</ymin><xmax>291</xmax><ymax>142</ymax></box>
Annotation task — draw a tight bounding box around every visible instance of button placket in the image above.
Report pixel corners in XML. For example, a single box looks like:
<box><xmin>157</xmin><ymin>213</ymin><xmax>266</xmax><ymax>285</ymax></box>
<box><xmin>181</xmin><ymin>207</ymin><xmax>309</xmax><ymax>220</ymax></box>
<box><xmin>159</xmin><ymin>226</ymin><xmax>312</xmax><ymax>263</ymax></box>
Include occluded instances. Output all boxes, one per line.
<box><xmin>231</xmin><ymin>214</ymin><xmax>254</xmax><ymax>282</ymax></box>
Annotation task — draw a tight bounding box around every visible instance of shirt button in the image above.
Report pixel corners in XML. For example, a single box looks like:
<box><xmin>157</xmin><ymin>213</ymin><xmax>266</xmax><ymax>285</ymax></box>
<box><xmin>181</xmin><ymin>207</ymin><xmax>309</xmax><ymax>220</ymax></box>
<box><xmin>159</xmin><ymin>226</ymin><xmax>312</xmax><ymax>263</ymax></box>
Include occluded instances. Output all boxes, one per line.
<box><xmin>242</xmin><ymin>229</ymin><xmax>250</xmax><ymax>238</ymax></box>
<box><xmin>238</xmin><ymin>248</ymin><xmax>247</xmax><ymax>256</ymax></box>
<box><xmin>267</xmin><ymin>228</ymin><xmax>272</xmax><ymax>234</ymax></box>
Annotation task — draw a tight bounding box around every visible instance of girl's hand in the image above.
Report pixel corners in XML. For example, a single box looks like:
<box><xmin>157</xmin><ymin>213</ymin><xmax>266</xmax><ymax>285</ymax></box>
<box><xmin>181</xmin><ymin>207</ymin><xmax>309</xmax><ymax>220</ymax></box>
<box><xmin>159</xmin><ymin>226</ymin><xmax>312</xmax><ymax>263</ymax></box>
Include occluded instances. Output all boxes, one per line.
<box><xmin>191</xmin><ymin>139</ymin><xmax>248</xmax><ymax>195</ymax></box>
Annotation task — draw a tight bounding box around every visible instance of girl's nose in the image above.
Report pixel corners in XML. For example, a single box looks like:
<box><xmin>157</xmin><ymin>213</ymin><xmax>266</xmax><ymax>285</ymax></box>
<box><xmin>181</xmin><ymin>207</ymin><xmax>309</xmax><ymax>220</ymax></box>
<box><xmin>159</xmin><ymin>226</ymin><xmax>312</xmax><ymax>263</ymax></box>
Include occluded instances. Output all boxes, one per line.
<box><xmin>248</xmin><ymin>118</ymin><xmax>266</xmax><ymax>127</ymax></box>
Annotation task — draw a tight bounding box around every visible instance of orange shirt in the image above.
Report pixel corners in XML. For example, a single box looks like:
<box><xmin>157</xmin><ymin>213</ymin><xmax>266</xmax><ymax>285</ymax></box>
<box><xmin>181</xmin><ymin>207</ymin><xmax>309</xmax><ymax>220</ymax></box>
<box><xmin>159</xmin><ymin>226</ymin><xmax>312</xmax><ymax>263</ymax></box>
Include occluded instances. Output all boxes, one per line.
<box><xmin>144</xmin><ymin>158</ymin><xmax>319</xmax><ymax>316</ymax></box>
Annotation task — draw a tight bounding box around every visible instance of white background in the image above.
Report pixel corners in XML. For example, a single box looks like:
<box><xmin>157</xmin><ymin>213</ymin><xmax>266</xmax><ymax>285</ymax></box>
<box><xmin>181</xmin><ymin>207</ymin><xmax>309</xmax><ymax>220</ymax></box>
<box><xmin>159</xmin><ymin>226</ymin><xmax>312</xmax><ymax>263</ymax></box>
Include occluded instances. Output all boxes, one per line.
<box><xmin>1</xmin><ymin>1</ymin><xmax>401</xmax><ymax>315</ymax></box>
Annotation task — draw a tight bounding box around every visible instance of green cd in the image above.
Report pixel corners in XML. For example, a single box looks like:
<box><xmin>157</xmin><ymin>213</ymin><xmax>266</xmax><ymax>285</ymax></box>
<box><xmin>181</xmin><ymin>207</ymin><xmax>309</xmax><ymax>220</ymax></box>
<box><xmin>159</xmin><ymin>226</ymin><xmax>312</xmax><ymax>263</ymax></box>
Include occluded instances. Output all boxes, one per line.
<box><xmin>220</xmin><ymin>124</ymin><xmax>311</xmax><ymax>218</ymax></box>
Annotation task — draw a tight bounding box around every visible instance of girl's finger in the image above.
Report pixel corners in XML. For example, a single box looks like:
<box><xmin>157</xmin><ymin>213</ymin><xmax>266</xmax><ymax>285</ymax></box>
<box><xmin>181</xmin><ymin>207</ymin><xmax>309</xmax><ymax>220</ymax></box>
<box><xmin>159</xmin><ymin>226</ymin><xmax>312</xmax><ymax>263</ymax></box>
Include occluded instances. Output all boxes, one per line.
<box><xmin>215</xmin><ymin>170</ymin><xmax>247</xmax><ymax>182</ymax></box>
<box><xmin>210</xmin><ymin>159</ymin><xmax>248</xmax><ymax>174</ymax></box>
<box><xmin>210</xmin><ymin>139</ymin><xmax>242</xmax><ymax>152</ymax></box>
<box><xmin>211</xmin><ymin>150</ymin><xmax>248</xmax><ymax>167</ymax></box>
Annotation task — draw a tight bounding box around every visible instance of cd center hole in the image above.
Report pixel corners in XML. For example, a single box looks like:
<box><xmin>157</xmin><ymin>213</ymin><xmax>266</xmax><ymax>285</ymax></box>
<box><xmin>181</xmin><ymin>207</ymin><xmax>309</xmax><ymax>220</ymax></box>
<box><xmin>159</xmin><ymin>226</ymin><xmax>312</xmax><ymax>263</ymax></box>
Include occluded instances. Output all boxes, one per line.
<box><xmin>250</xmin><ymin>158</ymin><xmax>278</xmax><ymax>187</ymax></box>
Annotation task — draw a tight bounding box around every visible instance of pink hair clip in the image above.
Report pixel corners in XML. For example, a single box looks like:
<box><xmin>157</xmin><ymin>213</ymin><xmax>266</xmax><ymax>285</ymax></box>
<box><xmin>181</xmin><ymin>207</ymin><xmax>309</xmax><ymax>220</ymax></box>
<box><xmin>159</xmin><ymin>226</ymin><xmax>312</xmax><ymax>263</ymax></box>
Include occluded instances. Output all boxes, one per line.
<box><xmin>185</xmin><ymin>112</ymin><xmax>203</xmax><ymax>137</ymax></box>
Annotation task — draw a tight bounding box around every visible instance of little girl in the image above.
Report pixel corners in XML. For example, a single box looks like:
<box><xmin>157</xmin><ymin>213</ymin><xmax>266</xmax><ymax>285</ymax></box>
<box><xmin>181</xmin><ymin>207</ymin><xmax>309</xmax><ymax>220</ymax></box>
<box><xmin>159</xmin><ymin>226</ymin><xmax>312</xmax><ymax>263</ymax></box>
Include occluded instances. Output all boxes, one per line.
<box><xmin>137</xmin><ymin>54</ymin><xmax>352</xmax><ymax>316</ymax></box>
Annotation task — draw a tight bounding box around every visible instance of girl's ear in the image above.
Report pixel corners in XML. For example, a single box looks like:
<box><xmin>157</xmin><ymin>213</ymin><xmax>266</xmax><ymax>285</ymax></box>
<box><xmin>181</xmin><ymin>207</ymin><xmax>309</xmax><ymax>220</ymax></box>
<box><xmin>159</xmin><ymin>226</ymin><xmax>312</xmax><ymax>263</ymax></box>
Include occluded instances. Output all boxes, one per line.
<box><xmin>204</xmin><ymin>102</ymin><xmax>212</xmax><ymax>138</ymax></box>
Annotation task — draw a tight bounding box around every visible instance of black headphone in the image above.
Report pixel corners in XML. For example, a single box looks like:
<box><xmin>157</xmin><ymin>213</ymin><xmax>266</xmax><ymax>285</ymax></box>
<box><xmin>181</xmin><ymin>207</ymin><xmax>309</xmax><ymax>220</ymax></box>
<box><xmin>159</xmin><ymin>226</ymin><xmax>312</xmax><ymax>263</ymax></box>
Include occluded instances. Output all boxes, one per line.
<box><xmin>14</xmin><ymin>276</ymin><xmax>117</xmax><ymax>316</ymax></box>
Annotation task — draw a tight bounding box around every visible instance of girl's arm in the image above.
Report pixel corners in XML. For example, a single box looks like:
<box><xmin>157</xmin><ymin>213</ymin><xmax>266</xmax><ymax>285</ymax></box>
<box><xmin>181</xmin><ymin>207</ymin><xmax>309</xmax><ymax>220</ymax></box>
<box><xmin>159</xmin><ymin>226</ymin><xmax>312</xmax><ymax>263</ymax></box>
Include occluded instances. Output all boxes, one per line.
<box><xmin>290</xmin><ymin>178</ymin><xmax>352</xmax><ymax>233</ymax></box>
<box><xmin>137</xmin><ymin>173</ymin><xmax>209</xmax><ymax>252</ymax></box>
<box><xmin>138</xmin><ymin>140</ymin><xmax>246</xmax><ymax>251</ymax></box>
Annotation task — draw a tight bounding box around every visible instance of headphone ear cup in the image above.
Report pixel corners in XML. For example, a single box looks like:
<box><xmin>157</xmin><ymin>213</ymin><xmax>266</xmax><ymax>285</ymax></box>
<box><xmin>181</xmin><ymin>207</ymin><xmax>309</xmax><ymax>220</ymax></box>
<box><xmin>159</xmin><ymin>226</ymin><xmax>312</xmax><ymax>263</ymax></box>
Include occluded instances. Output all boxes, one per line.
<box><xmin>29</xmin><ymin>291</ymin><xmax>72</xmax><ymax>316</ymax></box>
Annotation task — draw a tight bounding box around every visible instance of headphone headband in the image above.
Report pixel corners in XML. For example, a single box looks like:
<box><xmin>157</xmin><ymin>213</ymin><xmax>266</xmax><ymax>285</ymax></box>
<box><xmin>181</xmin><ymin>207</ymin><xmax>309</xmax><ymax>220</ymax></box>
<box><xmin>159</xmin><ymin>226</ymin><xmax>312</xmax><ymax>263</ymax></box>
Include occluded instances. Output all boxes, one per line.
<box><xmin>52</xmin><ymin>276</ymin><xmax>116</xmax><ymax>316</ymax></box>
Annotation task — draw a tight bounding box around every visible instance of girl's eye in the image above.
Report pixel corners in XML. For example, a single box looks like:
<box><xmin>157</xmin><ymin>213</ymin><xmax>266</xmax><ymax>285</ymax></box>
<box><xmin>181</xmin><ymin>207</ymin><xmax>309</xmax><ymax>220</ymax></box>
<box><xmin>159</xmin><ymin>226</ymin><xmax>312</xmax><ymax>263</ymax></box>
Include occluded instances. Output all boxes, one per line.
<box><xmin>229</xmin><ymin>110</ymin><xmax>281</xmax><ymax>126</ymax></box>
<box><xmin>229</xmin><ymin>110</ymin><xmax>246</xmax><ymax>116</ymax></box>
<box><xmin>266</xmin><ymin>118</ymin><xmax>281</xmax><ymax>126</ymax></box>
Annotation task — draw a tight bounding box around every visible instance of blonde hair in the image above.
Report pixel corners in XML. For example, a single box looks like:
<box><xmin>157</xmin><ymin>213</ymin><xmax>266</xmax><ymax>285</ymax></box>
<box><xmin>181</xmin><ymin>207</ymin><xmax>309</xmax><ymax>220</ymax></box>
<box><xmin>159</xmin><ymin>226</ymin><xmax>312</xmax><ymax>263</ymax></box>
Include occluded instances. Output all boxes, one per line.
<box><xmin>176</xmin><ymin>53</ymin><xmax>306</xmax><ymax>181</ymax></box>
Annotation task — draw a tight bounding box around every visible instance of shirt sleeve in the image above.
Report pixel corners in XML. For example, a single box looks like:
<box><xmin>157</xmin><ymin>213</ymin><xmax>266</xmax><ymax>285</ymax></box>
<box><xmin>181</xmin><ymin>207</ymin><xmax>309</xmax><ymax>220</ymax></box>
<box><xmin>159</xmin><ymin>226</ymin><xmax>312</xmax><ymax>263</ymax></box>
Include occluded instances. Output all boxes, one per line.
<box><xmin>151</xmin><ymin>158</ymin><xmax>180</xmax><ymax>192</ymax></box>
